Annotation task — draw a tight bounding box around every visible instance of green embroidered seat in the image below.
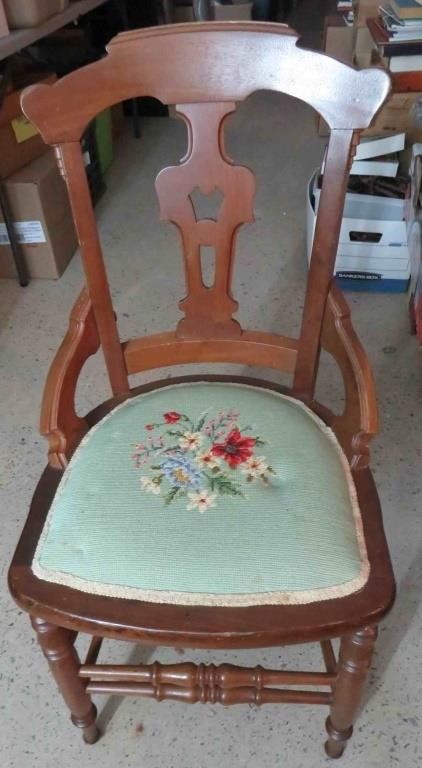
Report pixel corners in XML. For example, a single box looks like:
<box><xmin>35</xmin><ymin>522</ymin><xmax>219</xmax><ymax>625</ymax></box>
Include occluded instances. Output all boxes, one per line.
<box><xmin>34</xmin><ymin>381</ymin><xmax>368</xmax><ymax>607</ymax></box>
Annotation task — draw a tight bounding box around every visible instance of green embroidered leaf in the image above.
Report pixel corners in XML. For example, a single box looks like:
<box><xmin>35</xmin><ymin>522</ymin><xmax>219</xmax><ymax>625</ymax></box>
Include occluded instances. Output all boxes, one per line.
<box><xmin>195</xmin><ymin>410</ymin><xmax>209</xmax><ymax>432</ymax></box>
<box><xmin>211</xmin><ymin>474</ymin><xmax>243</xmax><ymax>497</ymax></box>
<box><xmin>166</xmin><ymin>429</ymin><xmax>184</xmax><ymax>437</ymax></box>
<box><xmin>180</xmin><ymin>414</ymin><xmax>194</xmax><ymax>428</ymax></box>
<box><xmin>164</xmin><ymin>486</ymin><xmax>180</xmax><ymax>505</ymax></box>
<box><xmin>150</xmin><ymin>464</ymin><xmax>163</xmax><ymax>470</ymax></box>
<box><xmin>255</xmin><ymin>437</ymin><xmax>266</xmax><ymax>446</ymax></box>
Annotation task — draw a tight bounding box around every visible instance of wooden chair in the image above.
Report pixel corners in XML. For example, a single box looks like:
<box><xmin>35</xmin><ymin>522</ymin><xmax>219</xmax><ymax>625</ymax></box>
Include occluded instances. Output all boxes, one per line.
<box><xmin>8</xmin><ymin>22</ymin><xmax>395</xmax><ymax>759</ymax></box>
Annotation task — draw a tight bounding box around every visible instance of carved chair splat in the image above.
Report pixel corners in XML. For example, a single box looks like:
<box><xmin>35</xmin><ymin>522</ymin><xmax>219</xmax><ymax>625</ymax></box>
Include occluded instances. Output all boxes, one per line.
<box><xmin>8</xmin><ymin>23</ymin><xmax>395</xmax><ymax>760</ymax></box>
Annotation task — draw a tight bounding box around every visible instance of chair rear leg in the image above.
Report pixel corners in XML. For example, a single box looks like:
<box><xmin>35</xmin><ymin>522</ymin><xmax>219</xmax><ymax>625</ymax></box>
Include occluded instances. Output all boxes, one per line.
<box><xmin>325</xmin><ymin>626</ymin><xmax>377</xmax><ymax>759</ymax></box>
<box><xmin>32</xmin><ymin>617</ymin><xmax>99</xmax><ymax>744</ymax></box>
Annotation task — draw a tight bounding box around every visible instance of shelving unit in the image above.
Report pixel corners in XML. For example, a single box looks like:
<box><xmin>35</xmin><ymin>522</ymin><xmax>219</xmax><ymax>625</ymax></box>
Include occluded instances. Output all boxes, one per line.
<box><xmin>0</xmin><ymin>0</ymin><xmax>110</xmax><ymax>285</ymax></box>
<box><xmin>0</xmin><ymin>0</ymin><xmax>108</xmax><ymax>61</ymax></box>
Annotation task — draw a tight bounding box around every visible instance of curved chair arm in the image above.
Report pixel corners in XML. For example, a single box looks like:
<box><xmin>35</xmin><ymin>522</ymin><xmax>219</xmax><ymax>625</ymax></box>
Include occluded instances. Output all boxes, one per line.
<box><xmin>40</xmin><ymin>288</ymin><xmax>100</xmax><ymax>470</ymax></box>
<box><xmin>318</xmin><ymin>282</ymin><xmax>378</xmax><ymax>470</ymax></box>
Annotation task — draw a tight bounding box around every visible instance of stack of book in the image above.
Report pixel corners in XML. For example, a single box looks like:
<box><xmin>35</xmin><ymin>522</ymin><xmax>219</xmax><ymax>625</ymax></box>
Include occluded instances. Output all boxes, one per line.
<box><xmin>368</xmin><ymin>2</ymin><xmax>422</xmax><ymax>72</ymax></box>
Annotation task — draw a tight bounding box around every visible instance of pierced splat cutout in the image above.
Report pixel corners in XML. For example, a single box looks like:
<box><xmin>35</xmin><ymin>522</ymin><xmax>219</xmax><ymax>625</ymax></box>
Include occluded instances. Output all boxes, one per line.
<box><xmin>189</xmin><ymin>186</ymin><xmax>224</xmax><ymax>223</ymax></box>
<box><xmin>200</xmin><ymin>245</ymin><xmax>216</xmax><ymax>288</ymax></box>
<box><xmin>155</xmin><ymin>102</ymin><xmax>255</xmax><ymax>339</ymax></box>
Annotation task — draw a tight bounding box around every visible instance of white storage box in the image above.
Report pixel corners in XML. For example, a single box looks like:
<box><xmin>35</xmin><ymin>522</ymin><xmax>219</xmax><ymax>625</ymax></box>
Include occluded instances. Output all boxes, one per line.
<box><xmin>307</xmin><ymin>171</ymin><xmax>410</xmax><ymax>292</ymax></box>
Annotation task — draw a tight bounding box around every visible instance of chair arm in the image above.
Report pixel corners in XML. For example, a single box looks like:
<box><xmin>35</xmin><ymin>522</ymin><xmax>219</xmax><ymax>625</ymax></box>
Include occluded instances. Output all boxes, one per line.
<box><xmin>318</xmin><ymin>282</ymin><xmax>378</xmax><ymax>470</ymax></box>
<box><xmin>40</xmin><ymin>288</ymin><xmax>100</xmax><ymax>469</ymax></box>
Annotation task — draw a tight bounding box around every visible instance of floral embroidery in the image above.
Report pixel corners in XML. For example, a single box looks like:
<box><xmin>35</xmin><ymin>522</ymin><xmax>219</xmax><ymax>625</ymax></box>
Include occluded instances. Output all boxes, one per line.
<box><xmin>164</xmin><ymin>411</ymin><xmax>181</xmax><ymax>424</ymax></box>
<box><xmin>187</xmin><ymin>490</ymin><xmax>217</xmax><ymax>513</ymax></box>
<box><xmin>140</xmin><ymin>476</ymin><xmax>161</xmax><ymax>495</ymax></box>
<box><xmin>178</xmin><ymin>431</ymin><xmax>203</xmax><ymax>452</ymax></box>
<box><xmin>212</xmin><ymin>428</ymin><xmax>256</xmax><ymax>469</ymax></box>
<box><xmin>132</xmin><ymin>408</ymin><xmax>276</xmax><ymax>510</ymax></box>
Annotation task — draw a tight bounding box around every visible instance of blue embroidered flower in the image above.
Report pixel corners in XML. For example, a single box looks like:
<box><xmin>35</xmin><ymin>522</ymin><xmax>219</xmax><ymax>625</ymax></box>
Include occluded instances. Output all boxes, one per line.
<box><xmin>161</xmin><ymin>455</ymin><xmax>202</xmax><ymax>490</ymax></box>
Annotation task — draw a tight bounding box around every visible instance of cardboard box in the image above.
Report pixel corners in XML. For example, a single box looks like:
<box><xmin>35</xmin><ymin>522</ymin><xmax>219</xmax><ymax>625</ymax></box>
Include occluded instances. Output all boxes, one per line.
<box><xmin>307</xmin><ymin>172</ymin><xmax>410</xmax><ymax>292</ymax></box>
<box><xmin>211</xmin><ymin>1</ymin><xmax>252</xmax><ymax>20</ymax></box>
<box><xmin>0</xmin><ymin>1</ymin><xmax>9</xmax><ymax>38</ymax></box>
<box><xmin>362</xmin><ymin>92</ymin><xmax>422</xmax><ymax>140</ymax></box>
<box><xmin>353</xmin><ymin>26</ymin><xmax>377</xmax><ymax>68</ymax></box>
<box><xmin>0</xmin><ymin>151</ymin><xmax>78</xmax><ymax>279</ymax></box>
<box><xmin>352</xmin><ymin>0</ymin><xmax>379</xmax><ymax>28</ymax></box>
<box><xmin>0</xmin><ymin>74</ymin><xmax>56</xmax><ymax>178</ymax></box>
<box><xmin>173</xmin><ymin>5</ymin><xmax>195</xmax><ymax>22</ymax></box>
<box><xmin>3</xmin><ymin>0</ymin><xmax>68</xmax><ymax>29</ymax></box>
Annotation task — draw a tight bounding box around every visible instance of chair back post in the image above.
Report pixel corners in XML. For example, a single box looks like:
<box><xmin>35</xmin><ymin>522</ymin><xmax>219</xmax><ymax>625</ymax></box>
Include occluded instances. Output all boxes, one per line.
<box><xmin>293</xmin><ymin>129</ymin><xmax>356</xmax><ymax>401</ymax></box>
<box><xmin>56</xmin><ymin>142</ymin><xmax>129</xmax><ymax>397</ymax></box>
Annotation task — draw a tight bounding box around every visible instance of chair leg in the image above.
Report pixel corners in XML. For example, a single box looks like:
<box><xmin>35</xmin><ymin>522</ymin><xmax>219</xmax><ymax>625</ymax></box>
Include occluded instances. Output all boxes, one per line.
<box><xmin>325</xmin><ymin>626</ymin><xmax>377</xmax><ymax>759</ymax></box>
<box><xmin>32</xmin><ymin>617</ymin><xmax>99</xmax><ymax>744</ymax></box>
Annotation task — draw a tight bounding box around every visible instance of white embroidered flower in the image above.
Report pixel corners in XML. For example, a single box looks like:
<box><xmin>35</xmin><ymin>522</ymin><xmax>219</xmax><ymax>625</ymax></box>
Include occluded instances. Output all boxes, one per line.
<box><xmin>187</xmin><ymin>489</ymin><xmax>217</xmax><ymax>513</ymax></box>
<box><xmin>179</xmin><ymin>431</ymin><xmax>203</xmax><ymax>451</ymax></box>
<box><xmin>196</xmin><ymin>450</ymin><xmax>220</xmax><ymax>469</ymax></box>
<box><xmin>241</xmin><ymin>456</ymin><xmax>269</xmax><ymax>479</ymax></box>
<box><xmin>140</xmin><ymin>476</ymin><xmax>161</xmax><ymax>495</ymax></box>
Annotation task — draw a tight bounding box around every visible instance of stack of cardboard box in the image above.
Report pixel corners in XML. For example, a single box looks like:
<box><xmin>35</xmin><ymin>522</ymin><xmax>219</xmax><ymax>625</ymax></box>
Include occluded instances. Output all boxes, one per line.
<box><xmin>323</xmin><ymin>4</ymin><xmax>422</xmax><ymax>142</ymax></box>
<box><xmin>0</xmin><ymin>74</ymin><xmax>78</xmax><ymax>279</ymax></box>
<box><xmin>307</xmin><ymin>133</ymin><xmax>417</xmax><ymax>293</ymax></box>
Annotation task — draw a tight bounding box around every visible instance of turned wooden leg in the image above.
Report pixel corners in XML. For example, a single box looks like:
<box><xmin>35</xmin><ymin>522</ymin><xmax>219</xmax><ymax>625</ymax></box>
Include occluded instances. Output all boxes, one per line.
<box><xmin>325</xmin><ymin>626</ymin><xmax>377</xmax><ymax>759</ymax></box>
<box><xmin>32</xmin><ymin>617</ymin><xmax>99</xmax><ymax>744</ymax></box>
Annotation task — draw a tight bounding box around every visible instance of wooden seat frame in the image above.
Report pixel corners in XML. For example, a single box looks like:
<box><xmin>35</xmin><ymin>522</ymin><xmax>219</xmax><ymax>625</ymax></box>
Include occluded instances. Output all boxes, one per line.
<box><xmin>8</xmin><ymin>23</ymin><xmax>395</xmax><ymax>759</ymax></box>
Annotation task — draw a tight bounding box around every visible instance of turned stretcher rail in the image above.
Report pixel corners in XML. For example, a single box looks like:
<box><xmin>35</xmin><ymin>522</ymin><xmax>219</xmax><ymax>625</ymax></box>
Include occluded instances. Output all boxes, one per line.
<box><xmin>85</xmin><ymin>680</ymin><xmax>332</xmax><ymax>705</ymax></box>
<box><xmin>79</xmin><ymin>661</ymin><xmax>336</xmax><ymax>688</ymax></box>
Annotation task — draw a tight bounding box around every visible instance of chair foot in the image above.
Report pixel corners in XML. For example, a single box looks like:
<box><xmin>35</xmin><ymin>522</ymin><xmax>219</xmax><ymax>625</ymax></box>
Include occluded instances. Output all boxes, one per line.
<box><xmin>82</xmin><ymin>724</ymin><xmax>100</xmax><ymax>744</ymax></box>
<box><xmin>72</xmin><ymin>707</ymin><xmax>100</xmax><ymax>744</ymax></box>
<box><xmin>324</xmin><ymin>626</ymin><xmax>377</xmax><ymax>758</ymax></box>
<box><xmin>31</xmin><ymin>617</ymin><xmax>99</xmax><ymax>744</ymax></box>
<box><xmin>324</xmin><ymin>718</ymin><xmax>352</xmax><ymax>758</ymax></box>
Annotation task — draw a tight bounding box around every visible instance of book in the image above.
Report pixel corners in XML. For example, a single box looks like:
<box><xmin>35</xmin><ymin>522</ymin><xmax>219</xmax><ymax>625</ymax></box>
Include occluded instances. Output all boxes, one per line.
<box><xmin>370</xmin><ymin>15</ymin><xmax>422</xmax><ymax>42</ymax></box>
<box><xmin>384</xmin><ymin>40</ymin><xmax>422</xmax><ymax>55</ymax></box>
<box><xmin>391</xmin><ymin>69</ymin><xmax>422</xmax><ymax>89</ymax></box>
<box><xmin>389</xmin><ymin>0</ymin><xmax>422</xmax><ymax>20</ymax></box>
<box><xmin>380</xmin><ymin>3</ymin><xmax>422</xmax><ymax>27</ymax></box>
<box><xmin>389</xmin><ymin>52</ymin><xmax>422</xmax><ymax>68</ymax></box>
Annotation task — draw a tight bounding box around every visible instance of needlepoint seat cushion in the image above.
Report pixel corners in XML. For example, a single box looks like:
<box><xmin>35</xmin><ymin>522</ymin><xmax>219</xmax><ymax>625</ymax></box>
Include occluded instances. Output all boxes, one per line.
<box><xmin>33</xmin><ymin>382</ymin><xmax>369</xmax><ymax>607</ymax></box>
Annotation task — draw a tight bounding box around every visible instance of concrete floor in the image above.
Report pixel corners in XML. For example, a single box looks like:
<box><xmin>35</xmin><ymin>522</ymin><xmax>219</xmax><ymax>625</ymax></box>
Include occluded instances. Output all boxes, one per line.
<box><xmin>1</xmin><ymin>13</ymin><xmax>422</xmax><ymax>768</ymax></box>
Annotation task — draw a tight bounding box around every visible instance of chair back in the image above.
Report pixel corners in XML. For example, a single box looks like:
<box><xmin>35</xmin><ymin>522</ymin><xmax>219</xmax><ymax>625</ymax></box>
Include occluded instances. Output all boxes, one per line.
<box><xmin>21</xmin><ymin>22</ymin><xmax>390</xmax><ymax>400</ymax></box>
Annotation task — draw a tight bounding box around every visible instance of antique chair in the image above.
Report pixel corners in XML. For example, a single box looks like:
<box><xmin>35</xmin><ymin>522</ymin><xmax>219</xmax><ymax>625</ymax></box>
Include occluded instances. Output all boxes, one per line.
<box><xmin>9</xmin><ymin>22</ymin><xmax>395</xmax><ymax>758</ymax></box>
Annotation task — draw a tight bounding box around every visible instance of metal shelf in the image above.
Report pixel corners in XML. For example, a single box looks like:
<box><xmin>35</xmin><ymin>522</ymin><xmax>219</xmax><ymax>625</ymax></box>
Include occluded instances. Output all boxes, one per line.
<box><xmin>0</xmin><ymin>0</ymin><xmax>109</xmax><ymax>61</ymax></box>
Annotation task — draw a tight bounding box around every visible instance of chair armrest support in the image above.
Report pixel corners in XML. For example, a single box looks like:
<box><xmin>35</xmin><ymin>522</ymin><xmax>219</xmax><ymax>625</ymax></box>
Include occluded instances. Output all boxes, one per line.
<box><xmin>40</xmin><ymin>288</ymin><xmax>100</xmax><ymax>469</ymax></box>
<box><xmin>318</xmin><ymin>283</ymin><xmax>378</xmax><ymax>470</ymax></box>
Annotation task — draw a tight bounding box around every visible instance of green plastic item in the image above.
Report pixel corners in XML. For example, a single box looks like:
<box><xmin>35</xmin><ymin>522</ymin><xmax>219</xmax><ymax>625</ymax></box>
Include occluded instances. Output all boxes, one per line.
<box><xmin>94</xmin><ymin>109</ymin><xmax>113</xmax><ymax>175</ymax></box>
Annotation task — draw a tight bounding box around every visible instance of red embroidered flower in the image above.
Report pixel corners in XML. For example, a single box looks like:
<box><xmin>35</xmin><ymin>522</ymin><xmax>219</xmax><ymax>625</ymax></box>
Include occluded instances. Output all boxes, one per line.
<box><xmin>145</xmin><ymin>424</ymin><xmax>154</xmax><ymax>431</ymax></box>
<box><xmin>211</xmin><ymin>429</ymin><xmax>256</xmax><ymax>469</ymax></box>
<box><xmin>164</xmin><ymin>411</ymin><xmax>181</xmax><ymax>424</ymax></box>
